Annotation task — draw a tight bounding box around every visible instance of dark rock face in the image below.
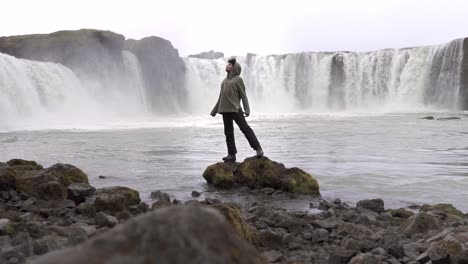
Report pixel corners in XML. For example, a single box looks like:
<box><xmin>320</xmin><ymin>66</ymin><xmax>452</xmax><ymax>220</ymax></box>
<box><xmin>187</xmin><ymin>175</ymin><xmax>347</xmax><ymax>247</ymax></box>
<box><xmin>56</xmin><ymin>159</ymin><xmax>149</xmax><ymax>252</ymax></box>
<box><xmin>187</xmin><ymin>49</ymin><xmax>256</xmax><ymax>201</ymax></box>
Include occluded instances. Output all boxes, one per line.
<box><xmin>461</xmin><ymin>38</ymin><xmax>468</xmax><ymax>109</ymax></box>
<box><xmin>188</xmin><ymin>50</ymin><xmax>224</xmax><ymax>60</ymax></box>
<box><xmin>125</xmin><ymin>37</ymin><xmax>186</xmax><ymax>113</ymax></box>
<box><xmin>356</xmin><ymin>198</ymin><xmax>385</xmax><ymax>213</ymax></box>
<box><xmin>0</xmin><ymin>29</ymin><xmax>126</xmax><ymax>83</ymax></box>
<box><xmin>203</xmin><ymin>157</ymin><xmax>320</xmax><ymax>195</ymax></box>
<box><xmin>29</xmin><ymin>206</ymin><xmax>266</xmax><ymax>264</ymax></box>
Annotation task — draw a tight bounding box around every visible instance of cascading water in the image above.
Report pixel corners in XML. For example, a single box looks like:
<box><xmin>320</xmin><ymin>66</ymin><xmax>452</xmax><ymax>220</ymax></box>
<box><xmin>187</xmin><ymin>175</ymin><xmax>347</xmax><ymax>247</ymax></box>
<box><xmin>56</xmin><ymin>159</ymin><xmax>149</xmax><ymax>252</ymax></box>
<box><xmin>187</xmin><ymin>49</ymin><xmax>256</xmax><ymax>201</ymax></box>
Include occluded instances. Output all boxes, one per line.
<box><xmin>0</xmin><ymin>51</ymin><xmax>149</xmax><ymax>130</ymax></box>
<box><xmin>185</xmin><ymin>39</ymin><xmax>464</xmax><ymax>114</ymax></box>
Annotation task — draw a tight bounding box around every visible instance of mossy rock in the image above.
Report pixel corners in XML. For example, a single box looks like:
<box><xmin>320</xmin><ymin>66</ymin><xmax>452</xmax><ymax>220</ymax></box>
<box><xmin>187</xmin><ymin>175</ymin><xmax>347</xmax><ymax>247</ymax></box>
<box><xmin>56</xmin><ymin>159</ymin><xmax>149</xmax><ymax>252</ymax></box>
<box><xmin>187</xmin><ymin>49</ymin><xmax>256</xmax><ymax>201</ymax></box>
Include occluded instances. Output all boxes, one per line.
<box><xmin>95</xmin><ymin>186</ymin><xmax>141</xmax><ymax>207</ymax></box>
<box><xmin>212</xmin><ymin>204</ymin><xmax>257</xmax><ymax>243</ymax></box>
<box><xmin>45</xmin><ymin>163</ymin><xmax>89</xmax><ymax>186</ymax></box>
<box><xmin>15</xmin><ymin>170</ymin><xmax>61</xmax><ymax>199</ymax></box>
<box><xmin>94</xmin><ymin>194</ymin><xmax>126</xmax><ymax>213</ymax></box>
<box><xmin>202</xmin><ymin>162</ymin><xmax>237</xmax><ymax>188</ymax></box>
<box><xmin>38</xmin><ymin>181</ymin><xmax>68</xmax><ymax>200</ymax></box>
<box><xmin>387</xmin><ymin>208</ymin><xmax>415</xmax><ymax>219</ymax></box>
<box><xmin>421</xmin><ymin>204</ymin><xmax>464</xmax><ymax>217</ymax></box>
<box><xmin>7</xmin><ymin>159</ymin><xmax>43</xmax><ymax>171</ymax></box>
<box><xmin>282</xmin><ymin>167</ymin><xmax>320</xmax><ymax>195</ymax></box>
<box><xmin>0</xmin><ymin>164</ymin><xmax>16</xmax><ymax>191</ymax></box>
<box><xmin>237</xmin><ymin>157</ymin><xmax>285</xmax><ymax>188</ymax></box>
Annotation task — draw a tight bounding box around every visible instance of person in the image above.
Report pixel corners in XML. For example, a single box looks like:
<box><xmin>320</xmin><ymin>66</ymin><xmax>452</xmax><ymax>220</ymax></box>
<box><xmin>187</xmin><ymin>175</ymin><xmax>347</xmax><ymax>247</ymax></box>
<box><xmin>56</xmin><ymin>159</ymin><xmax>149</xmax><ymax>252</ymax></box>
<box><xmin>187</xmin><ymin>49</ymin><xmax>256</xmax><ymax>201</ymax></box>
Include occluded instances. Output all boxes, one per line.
<box><xmin>210</xmin><ymin>57</ymin><xmax>263</xmax><ymax>162</ymax></box>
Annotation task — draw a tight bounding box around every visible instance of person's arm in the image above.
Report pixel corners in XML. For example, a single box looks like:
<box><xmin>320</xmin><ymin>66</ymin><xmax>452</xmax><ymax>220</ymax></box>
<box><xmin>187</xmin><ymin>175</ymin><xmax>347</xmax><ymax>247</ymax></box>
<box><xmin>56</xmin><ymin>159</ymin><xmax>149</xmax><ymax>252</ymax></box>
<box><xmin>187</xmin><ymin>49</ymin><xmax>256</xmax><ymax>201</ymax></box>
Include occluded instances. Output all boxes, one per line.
<box><xmin>210</xmin><ymin>83</ymin><xmax>222</xmax><ymax>116</ymax></box>
<box><xmin>238</xmin><ymin>78</ymin><xmax>250</xmax><ymax>116</ymax></box>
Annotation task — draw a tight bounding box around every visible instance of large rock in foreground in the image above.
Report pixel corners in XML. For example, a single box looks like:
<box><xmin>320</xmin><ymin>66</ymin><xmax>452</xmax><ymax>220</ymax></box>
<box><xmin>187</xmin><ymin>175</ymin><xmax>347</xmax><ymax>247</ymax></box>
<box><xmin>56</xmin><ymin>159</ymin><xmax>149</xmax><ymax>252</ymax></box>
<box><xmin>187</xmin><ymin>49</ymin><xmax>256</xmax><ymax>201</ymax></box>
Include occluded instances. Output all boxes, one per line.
<box><xmin>29</xmin><ymin>206</ymin><xmax>266</xmax><ymax>264</ymax></box>
<box><xmin>203</xmin><ymin>157</ymin><xmax>320</xmax><ymax>195</ymax></box>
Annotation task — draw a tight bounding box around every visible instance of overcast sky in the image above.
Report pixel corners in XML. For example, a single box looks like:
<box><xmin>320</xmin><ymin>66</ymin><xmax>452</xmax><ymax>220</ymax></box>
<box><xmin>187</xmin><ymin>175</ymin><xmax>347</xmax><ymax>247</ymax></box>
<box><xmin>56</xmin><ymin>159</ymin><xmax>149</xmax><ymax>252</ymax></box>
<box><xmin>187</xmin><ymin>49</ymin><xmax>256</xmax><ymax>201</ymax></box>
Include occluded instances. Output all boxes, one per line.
<box><xmin>1</xmin><ymin>0</ymin><xmax>468</xmax><ymax>56</ymax></box>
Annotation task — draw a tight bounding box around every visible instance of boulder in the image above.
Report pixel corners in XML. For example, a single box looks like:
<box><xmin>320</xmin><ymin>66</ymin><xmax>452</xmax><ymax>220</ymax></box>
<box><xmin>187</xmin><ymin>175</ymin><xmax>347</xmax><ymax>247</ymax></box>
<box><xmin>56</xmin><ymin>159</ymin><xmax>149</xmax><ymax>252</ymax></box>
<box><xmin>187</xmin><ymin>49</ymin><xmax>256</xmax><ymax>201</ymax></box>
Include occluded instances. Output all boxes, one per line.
<box><xmin>203</xmin><ymin>162</ymin><xmax>237</xmax><ymax>188</ymax></box>
<box><xmin>44</xmin><ymin>163</ymin><xmax>89</xmax><ymax>186</ymax></box>
<box><xmin>203</xmin><ymin>157</ymin><xmax>320</xmax><ymax>195</ymax></box>
<box><xmin>67</xmin><ymin>183</ymin><xmax>96</xmax><ymax>204</ymax></box>
<box><xmin>402</xmin><ymin>212</ymin><xmax>439</xmax><ymax>236</ymax></box>
<box><xmin>29</xmin><ymin>206</ymin><xmax>266</xmax><ymax>264</ymax></box>
<box><xmin>420</xmin><ymin>203</ymin><xmax>464</xmax><ymax>217</ymax></box>
<box><xmin>425</xmin><ymin>227</ymin><xmax>468</xmax><ymax>263</ymax></box>
<box><xmin>13</xmin><ymin>162</ymin><xmax>88</xmax><ymax>200</ymax></box>
<box><xmin>0</xmin><ymin>163</ymin><xmax>16</xmax><ymax>191</ymax></box>
<box><xmin>211</xmin><ymin>204</ymin><xmax>255</xmax><ymax>242</ymax></box>
<box><xmin>95</xmin><ymin>186</ymin><xmax>141</xmax><ymax>207</ymax></box>
<box><xmin>356</xmin><ymin>198</ymin><xmax>385</xmax><ymax>213</ymax></box>
<box><xmin>95</xmin><ymin>212</ymin><xmax>119</xmax><ymax>228</ymax></box>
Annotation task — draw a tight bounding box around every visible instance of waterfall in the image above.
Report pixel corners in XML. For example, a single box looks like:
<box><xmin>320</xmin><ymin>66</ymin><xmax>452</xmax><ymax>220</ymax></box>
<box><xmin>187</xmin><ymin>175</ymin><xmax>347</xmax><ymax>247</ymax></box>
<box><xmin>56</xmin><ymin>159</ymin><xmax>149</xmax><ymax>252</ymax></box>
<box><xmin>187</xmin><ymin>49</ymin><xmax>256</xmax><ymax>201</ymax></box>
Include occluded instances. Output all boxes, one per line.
<box><xmin>185</xmin><ymin>39</ymin><xmax>464</xmax><ymax>113</ymax></box>
<box><xmin>0</xmin><ymin>51</ymin><xmax>149</xmax><ymax>130</ymax></box>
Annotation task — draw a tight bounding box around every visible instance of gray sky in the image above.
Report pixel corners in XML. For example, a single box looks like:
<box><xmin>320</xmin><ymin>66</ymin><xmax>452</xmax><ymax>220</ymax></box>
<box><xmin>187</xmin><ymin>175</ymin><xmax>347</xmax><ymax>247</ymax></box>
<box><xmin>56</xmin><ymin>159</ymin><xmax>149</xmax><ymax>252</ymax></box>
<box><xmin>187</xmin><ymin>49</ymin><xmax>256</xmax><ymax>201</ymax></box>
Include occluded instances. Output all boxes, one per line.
<box><xmin>1</xmin><ymin>0</ymin><xmax>468</xmax><ymax>56</ymax></box>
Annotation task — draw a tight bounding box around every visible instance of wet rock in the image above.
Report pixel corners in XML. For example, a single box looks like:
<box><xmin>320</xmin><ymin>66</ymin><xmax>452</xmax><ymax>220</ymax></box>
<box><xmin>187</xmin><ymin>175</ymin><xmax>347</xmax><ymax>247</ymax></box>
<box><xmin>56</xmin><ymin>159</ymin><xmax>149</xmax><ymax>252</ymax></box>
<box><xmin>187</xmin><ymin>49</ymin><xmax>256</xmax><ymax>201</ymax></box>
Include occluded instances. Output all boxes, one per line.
<box><xmin>437</xmin><ymin>117</ymin><xmax>461</xmax><ymax>120</ymax></box>
<box><xmin>381</xmin><ymin>233</ymin><xmax>404</xmax><ymax>258</ymax></box>
<box><xmin>44</xmin><ymin>163</ymin><xmax>89</xmax><ymax>186</ymax></box>
<box><xmin>237</xmin><ymin>157</ymin><xmax>320</xmax><ymax>195</ymax></box>
<box><xmin>0</xmin><ymin>218</ymin><xmax>14</xmax><ymax>235</ymax></box>
<box><xmin>424</xmin><ymin>227</ymin><xmax>468</xmax><ymax>263</ymax></box>
<box><xmin>67</xmin><ymin>183</ymin><xmax>96</xmax><ymax>204</ymax></box>
<box><xmin>7</xmin><ymin>159</ymin><xmax>43</xmax><ymax>171</ymax></box>
<box><xmin>33</xmin><ymin>236</ymin><xmax>68</xmax><ymax>255</ymax></box>
<box><xmin>402</xmin><ymin>212</ymin><xmax>439</xmax><ymax>236</ymax></box>
<box><xmin>95</xmin><ymin>212</ymin><xmax>119</xmax><ymax>228</ymax></box>
<box><xmin>202</xmin><ymin>162</ymin><xmax>238</xmax><ymax>188</ymax></box>
<box><xmin>258</xmin><ymin>228</ymin><xmax>287</xmax><ymax>249</ymax></box>
<box><xmin>94</xmin><ymin>194</ymin><xmax>126</xmax><ymax>213</ymax></box>
<box><xmin>327</xmin><ymin>246</ymin><xmax>355</xmax><ymax>264</ymax></box>
<box><xmin>150</xmin><ymin>190</ymin><xmax>171</xmax><ymax>202</ymax></box>
<box><xmin>261</xmin><ymin>187</ymin><xmax>275</xmax><ymax>195</ymax></box>
<box><xmin>211</xmin><ymin>204</ymin><xmax>254</xmax><ymax>242</ymax></box>
<box><xmin>0</xmin><ymin>164</ymin><xmax>16</xmax><ymax>191</ymax></box>
<box><xmin>75</xmin><ymin>201</ymin><xmax>96</xmax><ymax>217</ymax></box>
<box><xmin>337</xmin><ymin>223</ymin><xmax>373</xmax><ymax>239</ymax></box>
<box><xmin>151</xmin><ymin>199</ymin><xmax>172</xmax><ymax>209</ymax></box>
<box><xmin>29</xmin><ymin>206</ymin><xmax>266</xmax><ymax>264</ymax></box>
<box><xmin>262</xmin><ymin>250</ymin><xmax>284</xmax><ymax>263</ymax></box>
<box><xmin>357</xmin><ymin>198</ymin><xmax>384</xmax><ymax>213</ymax></box>
<box><xmin>312</xmin><ymin>228</ymin><xmax>329</xmax><ymax>243</ymax></box>
<box><xmin>312</xmin><ymin>217</ymin><xmax>344</xmax><ymax>230</ymax></box>
<box><xmin>96</xmin><ymin>186</ymin><xmax>141</xmax><ymax>207</ymax></box>
<box><xmin>284</xmin><ymin>234</ymin><xmax>303</xmax><ymax>250</ymax></box>
<box><xmin>349</xmin><ymin>253</ymin><xmax>382</xmax><ymax>264</ymax></box>
<box><xmin>387</xmin><ymin>208</ymin><xmax>415</xmax><ymax>219</ymax></box>
<box><xmin>421</xmin><ymin>116</ymin><xmax>434</xmax><ymax>120</ymax></box>
<box><xmin>191</xmin><ymin>191</ymin><xmax>201</xmax><ymax>198</ymax></box>
<box><xmin>420</xmin><ymin>203</ymin><xmax>464</xmax><ymax>217</ymax></box>
<box><xmin>205</xmin><ymin>198</ymin><xmax>221</xmax><ymax>205</ymax></box>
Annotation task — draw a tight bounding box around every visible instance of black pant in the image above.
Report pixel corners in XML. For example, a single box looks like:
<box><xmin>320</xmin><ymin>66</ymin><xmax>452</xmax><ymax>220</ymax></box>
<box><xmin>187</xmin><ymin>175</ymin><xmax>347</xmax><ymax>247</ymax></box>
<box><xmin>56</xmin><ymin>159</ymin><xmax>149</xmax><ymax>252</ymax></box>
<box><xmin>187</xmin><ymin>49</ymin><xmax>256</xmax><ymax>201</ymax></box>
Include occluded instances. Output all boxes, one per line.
<box><xmin>222</xmin><ymin>110</ymin><xmax>261</xmax><ymax>155</ymax></box>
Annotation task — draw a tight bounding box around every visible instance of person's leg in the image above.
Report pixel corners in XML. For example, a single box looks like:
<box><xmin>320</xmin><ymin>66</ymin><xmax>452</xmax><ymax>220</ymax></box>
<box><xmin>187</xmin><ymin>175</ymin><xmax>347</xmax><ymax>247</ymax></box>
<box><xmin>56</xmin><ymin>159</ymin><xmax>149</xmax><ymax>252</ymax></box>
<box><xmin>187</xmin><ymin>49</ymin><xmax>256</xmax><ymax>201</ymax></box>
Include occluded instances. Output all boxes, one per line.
<box><xmin>222</xmin><ymin>113</ymin><xmax>237</xmax><ymax>156</ymax></box>
<box><xmin>233</xmin><ymin>111</ymin><xmax>261</xmax><ymax>152</ymax></box>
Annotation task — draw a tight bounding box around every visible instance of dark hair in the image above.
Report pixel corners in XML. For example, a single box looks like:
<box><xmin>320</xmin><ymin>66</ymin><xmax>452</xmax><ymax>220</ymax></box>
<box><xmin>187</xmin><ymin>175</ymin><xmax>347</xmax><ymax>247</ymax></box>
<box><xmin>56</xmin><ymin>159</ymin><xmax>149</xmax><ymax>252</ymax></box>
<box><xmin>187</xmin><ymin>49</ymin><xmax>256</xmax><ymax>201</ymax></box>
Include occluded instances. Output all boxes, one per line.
<box><xmin>228</xmin><ymin>57</ymin><xmax>236</xmax><ymax>65</ymax></box>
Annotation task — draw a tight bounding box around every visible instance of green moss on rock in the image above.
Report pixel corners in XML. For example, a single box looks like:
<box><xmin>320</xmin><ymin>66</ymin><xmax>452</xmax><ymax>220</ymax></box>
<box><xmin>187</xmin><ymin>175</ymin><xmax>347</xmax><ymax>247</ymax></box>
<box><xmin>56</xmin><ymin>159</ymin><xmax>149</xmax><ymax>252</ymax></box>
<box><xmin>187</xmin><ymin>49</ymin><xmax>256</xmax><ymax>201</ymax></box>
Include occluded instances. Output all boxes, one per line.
<box><xmin>283</xmin><ymin>167</ymin><xmax>320</xmax><ymax>195</ymax></box>
<box><xmin>95</xmin><ymin>186</ymin><xmax>141</xmax><ymax>207</ymax></box>
<box><xmin>212</xmin><ymin>204</ymin><xmax>257</xmax><ymax>243</ymax></box>
<box><xmin>421</xmin><ymin>204</ymin><xmax>464</xmax><ymax>217</ymax></box>
<box><xmin>202</xmin><ymin>162</ymin><xmax>237</xmax><ymax>188</ymax></box>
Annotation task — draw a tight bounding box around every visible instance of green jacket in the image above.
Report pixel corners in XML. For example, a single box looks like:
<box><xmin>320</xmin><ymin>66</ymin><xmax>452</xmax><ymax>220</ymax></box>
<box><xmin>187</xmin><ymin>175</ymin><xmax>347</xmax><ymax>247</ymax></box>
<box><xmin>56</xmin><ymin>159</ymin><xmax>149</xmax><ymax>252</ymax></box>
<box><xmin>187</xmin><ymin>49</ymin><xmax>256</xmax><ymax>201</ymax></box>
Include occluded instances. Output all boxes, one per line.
<box><xmin>211</xmin><ymin>62</ymin><xmax>250</xmax><ymax>116</ymax></box>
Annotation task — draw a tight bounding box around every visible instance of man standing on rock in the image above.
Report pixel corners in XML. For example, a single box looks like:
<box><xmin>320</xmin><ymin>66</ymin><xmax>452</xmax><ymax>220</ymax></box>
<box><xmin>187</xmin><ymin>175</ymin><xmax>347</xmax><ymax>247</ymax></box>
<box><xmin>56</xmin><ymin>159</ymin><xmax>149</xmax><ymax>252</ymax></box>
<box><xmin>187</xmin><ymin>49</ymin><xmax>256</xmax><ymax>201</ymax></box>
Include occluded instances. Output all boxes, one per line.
<box><xmin>211</xmin><ymin>57</ymin><xmax>263</xmax><ymax>162</ymax></box>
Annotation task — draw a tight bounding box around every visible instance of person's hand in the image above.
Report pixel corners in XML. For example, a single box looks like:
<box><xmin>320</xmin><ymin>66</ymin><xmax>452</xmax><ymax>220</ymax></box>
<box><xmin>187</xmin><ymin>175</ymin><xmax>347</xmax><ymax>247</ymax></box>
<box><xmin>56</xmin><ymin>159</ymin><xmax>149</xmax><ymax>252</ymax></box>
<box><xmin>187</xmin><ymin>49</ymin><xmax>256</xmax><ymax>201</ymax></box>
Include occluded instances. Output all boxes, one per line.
<box><xmin>210</xmin><ymin>113</ymin><xmax>216</xmax><ymax>117</ymax></box>
<box><xmin>244</xmin><ymin>112</ymin><xmax>250</xmax><ymax>117</ymax></box>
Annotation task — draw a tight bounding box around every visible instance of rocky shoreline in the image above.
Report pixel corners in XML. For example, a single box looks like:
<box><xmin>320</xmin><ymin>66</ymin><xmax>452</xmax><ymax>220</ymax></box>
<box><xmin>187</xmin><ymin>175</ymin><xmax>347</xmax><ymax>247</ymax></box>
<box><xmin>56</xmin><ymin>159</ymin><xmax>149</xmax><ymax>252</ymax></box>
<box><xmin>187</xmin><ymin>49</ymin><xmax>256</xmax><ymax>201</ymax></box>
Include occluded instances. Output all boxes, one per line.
<box><xmin>1</xmin><ymin>158</ymin><xmax>467</xmax><ymax>263</ymax></box>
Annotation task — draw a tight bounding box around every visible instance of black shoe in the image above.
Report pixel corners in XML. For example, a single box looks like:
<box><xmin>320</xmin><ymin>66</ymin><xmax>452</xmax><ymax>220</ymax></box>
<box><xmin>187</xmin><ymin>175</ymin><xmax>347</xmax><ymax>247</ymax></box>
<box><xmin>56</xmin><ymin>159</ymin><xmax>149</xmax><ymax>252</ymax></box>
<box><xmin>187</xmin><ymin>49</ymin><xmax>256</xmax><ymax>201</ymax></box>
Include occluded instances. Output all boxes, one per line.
<box><xmin>222</xmin><ymin>154</ymin><xmax>236</xmax><ymax>162</ymax></box>
<box><xmin>256</xmin><ymin>148</ymin><xmax>264</xmax><ymax>158</ymax></box>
